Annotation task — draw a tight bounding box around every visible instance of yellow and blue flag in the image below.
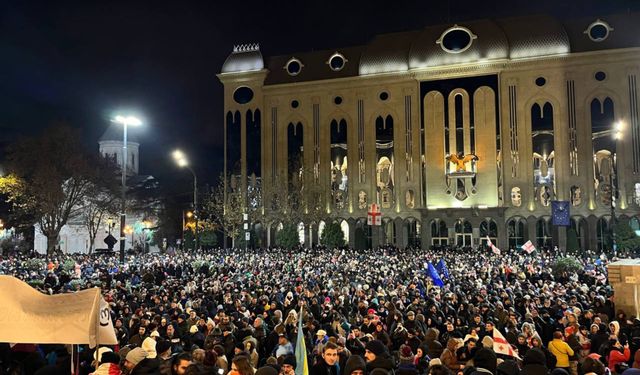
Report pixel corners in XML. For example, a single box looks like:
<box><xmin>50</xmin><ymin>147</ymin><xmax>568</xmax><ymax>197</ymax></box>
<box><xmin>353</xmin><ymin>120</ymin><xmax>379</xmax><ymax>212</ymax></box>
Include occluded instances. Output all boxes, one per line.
<box><xmin>295</xmin><ymin>306</ymin><xmax>309</xmax><ymax>375</ymax></box>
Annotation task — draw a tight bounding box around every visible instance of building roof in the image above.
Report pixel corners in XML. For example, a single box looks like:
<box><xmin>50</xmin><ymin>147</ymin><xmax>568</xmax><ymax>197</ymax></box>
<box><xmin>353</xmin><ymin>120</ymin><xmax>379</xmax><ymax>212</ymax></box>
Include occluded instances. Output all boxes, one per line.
<box><xmin>221</xmin><ymin>12</ymin><xmax>640</xmax><ymax>84</ymax></box>
<box><xmin>99</xmin><ymin>123</ymin><xmax>140</xmax><ymax>143</ymax></box>
<box><xmin>221</xmin><ymin>44</ymin><xmax>264</xmax><ymax>74</ymax></box>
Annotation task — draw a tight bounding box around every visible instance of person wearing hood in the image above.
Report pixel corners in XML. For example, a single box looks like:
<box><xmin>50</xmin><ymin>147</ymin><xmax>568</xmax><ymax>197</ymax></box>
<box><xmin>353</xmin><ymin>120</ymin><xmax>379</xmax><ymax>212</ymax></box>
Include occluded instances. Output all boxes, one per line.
<box><xmin>365</xmin><ymin>340</ymin><xmax>395</xmax><ymax>373</ymax></box>
<box><xmin>124</xmin><ymin>347</ymin><xmax>162</xmax><ymax>375</ymax></box>
<box><xmin>441</xmin><ymin>339</ymin><xmax>463</xmax><ymax>372</ymax></box>
<box><xmin>590</xmin><ymin>324</ymin><xmax>609</xmax><ymax>356</ymax></box>
<box><xmin>519</xmin><ymin>348</ymin><xmax>549</xmax><ymax>375</ymax></box>
<box><xmin>610</xmin><ymin>321</ymin><xmax>629</xmax><ymax>346</ymax></box>
<box><xmin>344</xmin><ymin>354</ymin><xmax>366</xmax><ymax>375</ymax></box>
<box><xmin>466</xmin><ymin>348</ymin><xmax>497</xmax><ymax>375</ymax></box>
<box><xmin>397</xmin><ymin>345</ymin><xmax>419</xmax><ymax>375</ymax></box>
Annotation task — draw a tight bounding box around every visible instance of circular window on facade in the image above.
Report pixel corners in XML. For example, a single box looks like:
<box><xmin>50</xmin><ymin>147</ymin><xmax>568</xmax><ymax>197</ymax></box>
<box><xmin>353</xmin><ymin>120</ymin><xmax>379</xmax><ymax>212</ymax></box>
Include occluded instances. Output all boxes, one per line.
<box><xmin>291</xmin><ymin>100</ymin><xmax>299</xmax><ymax>109</ymax></box>
<box><xmin>327</xmin><ymin>52</ymin><xmax>347</xmax><ymax>71</ymax></box>
<box><xmin>233</xmin><ymin>86</ymin><xmax>254</xmax><ymax>105</ymax></box>
<box><xmin>437</xmin><ymin>25</ymin><xmax>477</xmax><ymax>53</ymax></box>
<box><xmin>595</xmin><ymin>71</ymin><xmax>607</xmax><ymax>81</ymax></box>
<box><xmin>535</xmin><ymin>77</ymin><xmax>546</xmax><ymax>87</ymax></box>
<box><xmin>379</xmin><ymin>91</ymin><xmax>389</xmax><ymax>101</ymax></box>
<box><xmin>285</xmin><ymin>58</ymin><xmax>303</xmax><ymax>76</ymax></box>
<box><xmin>334</xmin><ymin>96</ymin><xmax>343</xmax><ymax>105</ymax></box>
<box><xmin>585</xmin><ymin>19</ymin><xmax>613</xmax><ymax>42</ymax></box>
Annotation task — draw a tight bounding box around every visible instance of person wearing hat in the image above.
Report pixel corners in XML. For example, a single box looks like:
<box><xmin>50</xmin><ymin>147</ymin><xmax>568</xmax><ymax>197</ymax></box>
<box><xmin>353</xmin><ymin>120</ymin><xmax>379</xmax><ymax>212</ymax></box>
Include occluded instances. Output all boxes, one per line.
<box><xmin>344</xmin><ymin>354</ymin><xmax>366</xmax><ymax>375</ymax></box>
<box><xmin>397</xmin><ymin>345</ymin><xmax>418</xmax><ymax>375</ymax></box>
<box><xmin>156</xmin><ymin>339</ymin><xmax>172</xmax><ymax>361</ymax></box>
<box><xmin>281</xmin><ymin>355</ymin><xmax>297</xmax><ymax>375</ymax></box>
<box><xmin>311</xmin><ymin>342</ymin><xmax>340</xmax><ymax>375</ymax></box>
<box><xmin>469</xmin><ymin>348</ymin><xmax>497</xmax><ymax>375</ymax></box>
<box><xmin>124</xmin><ymin>347</ymin><xmax>161</xmax><ymax>374</ymax></box>
<box><xmin>141</xmin><ymin>336</ymin><xmax>158</xmax><ymax>359</ymax></box>
<box><xmin>274</xmin><ymin>334</ymin><xmax>294</xmax><ymax>358</ymax></box>
<box><xmin>90</xmin><ymin>348</ymin><xmax>121</xmax><ymax>375</ymax></box>
<box><xmin>364</xmin><ymin>340</ymin><xmax>394</xmax><ymax>373</ymax></box>
<box><xmin>314</xmin><ymin>329</ymin><xmax>329</xmax><ymax>357</ymax></box>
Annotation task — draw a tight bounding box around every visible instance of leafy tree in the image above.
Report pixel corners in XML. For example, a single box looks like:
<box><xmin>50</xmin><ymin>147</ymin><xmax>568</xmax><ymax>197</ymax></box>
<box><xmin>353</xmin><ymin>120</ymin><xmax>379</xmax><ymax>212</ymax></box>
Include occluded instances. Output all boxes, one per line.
<box><xmin>566</xmin><ymin>227</ymin><xmax>580</xmax><ymax>252</ymax></box>
<box><xmin>76</xmin><ymin>182</ymin><xmax>119</xmax><ymax>254</ymax></box>
<box><xmin>614</xmin><ymin>221</ymin><xmax>640</xmax><ymax>251</ymax></box>
<box><xmin>320</xmin><ymin>221</ymin><xmax>346</xmax><ymax>249</ymax></box>
<box><xmin>552</xmin><ymin>257</ymin><xmax>582</xmax><ymax>278</ymax></box>
<box><xmin>4</xmin><ymin>125</ymin><xmax>115</xmax><ymax>255</ymax></box>
<box><xmin>276</xmin><ymin>223</ymin><xmax>300</xmax><ymax>249</ymax></box>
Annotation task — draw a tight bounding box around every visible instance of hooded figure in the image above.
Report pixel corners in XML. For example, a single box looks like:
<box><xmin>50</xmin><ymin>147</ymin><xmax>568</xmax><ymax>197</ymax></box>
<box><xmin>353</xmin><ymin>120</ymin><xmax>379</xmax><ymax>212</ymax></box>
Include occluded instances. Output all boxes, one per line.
<box><xmin>520</xmin><ymin>348</ymin><xmax>549</xmax><ymax>375</ymax></box>
<box><xmin>344</xmin><ymin>355</ymin><xmax>367</xmax><ymax>375</ymax></box>
<box><xmin>469</xmin><ymin>348</ymin><xmax>497</xmax><ymax>375</ymax></box>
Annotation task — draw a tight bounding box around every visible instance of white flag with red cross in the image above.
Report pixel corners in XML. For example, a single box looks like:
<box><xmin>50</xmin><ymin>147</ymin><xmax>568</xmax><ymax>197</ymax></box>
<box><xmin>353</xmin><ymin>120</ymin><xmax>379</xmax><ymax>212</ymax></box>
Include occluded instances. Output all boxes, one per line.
<box><xmin>494</xmin><ymin>328</ymin><xmax>521</xmax><ymax>359</ymax></box>
<box><xmin>486</xmin><ymin>236</ymin><xmax>501</xmax><ymax>255</ymax></box>
<box><xmin>367</xmin><ymin>203</ymin><xmax>382</xmax><ymax>226</ymax></box>
<box><xmin>521</xmin><ymin>240</ymin><xmax>536</xmax><ymax>254</ymax></box>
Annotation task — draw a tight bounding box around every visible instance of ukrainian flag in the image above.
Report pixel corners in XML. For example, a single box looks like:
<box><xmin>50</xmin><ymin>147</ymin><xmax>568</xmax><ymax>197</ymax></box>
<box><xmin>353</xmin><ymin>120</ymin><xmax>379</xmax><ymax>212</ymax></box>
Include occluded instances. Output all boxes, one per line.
<box><xmin>295</xmin><ymin>306</ymin><xmax>309</xmax><ymax>375</ymax></box>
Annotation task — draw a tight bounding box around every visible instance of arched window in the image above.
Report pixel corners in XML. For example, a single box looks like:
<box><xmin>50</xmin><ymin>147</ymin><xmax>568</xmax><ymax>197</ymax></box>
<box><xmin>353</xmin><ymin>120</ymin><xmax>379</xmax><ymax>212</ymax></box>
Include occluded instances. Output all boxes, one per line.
<box><xmin>531</xmin><ymin>103</ymin><xmax>555</xmax><ymax>200</ymax></box>
<box><xmin>407</xmin><ymin>218</ymin><xmax>421</xmax><ymax>247</ymax></box>
<box><xmin>330</xmin><ymin>119</ymin><xmax>348</xmax><ymax>209</ymax></box>
<box><xmin>507</xmin><ymin>217</ymin><xmax>527</xmax><ymax>249</ymax></box>
<box><xmin>247</xmin><ymin>109</ymin><xmax>262</xmax><ymax>177</ymax></box>
<box><xmin>536</xmin><ymin>217</ymin><xmax>552</xmax><ymax>249</ymax></box>
<box><xmin>597</xmin><ymin>217</ymin><xmax>610</xmax><ymax>251</ymax></box>
<box><xmin>431</xmin><ymin>219</ymin><xmax>448</xmax><ymax>246</ymax></box>
<box><xmin>287</xmin><ymin>122</ymin><xmax>304</xmax><ymax>195</ymax></box>
<box><xmin>479</xmin><ymin>219</ymin><xmax>498</xmax><ymax>247</ymax></box>
<box><xmin>455</xmin><ymin>219</ymin><xmax>473</xmax><ymax>247</ymax></box>
<box><xmin>382</xmin><ymin>218</ymin><xmax>395</xmax><ymax>245</ymax></box>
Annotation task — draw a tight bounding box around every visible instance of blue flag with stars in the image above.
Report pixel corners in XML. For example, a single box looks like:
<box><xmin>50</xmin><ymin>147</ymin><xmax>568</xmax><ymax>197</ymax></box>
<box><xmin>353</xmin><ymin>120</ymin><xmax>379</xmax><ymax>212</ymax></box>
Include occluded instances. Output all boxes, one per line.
<box><xmin>436</xmin><ymin>259</ymin><xmax>451</xmax><ymax>280</ymax></box>
<box><xmin>427</xmin><ymin>262</ymin><xmax>445</xmax><ymax>287</ymax></box>
<box><xmin>551</xmin><ymin>200</ymin><xmax>570</xmax><ymax>226</ymax></box>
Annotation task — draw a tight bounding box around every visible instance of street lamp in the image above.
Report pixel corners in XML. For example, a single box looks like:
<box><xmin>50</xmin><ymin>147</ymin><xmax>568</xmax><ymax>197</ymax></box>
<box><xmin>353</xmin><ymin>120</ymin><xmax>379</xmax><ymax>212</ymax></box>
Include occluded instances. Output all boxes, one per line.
<box><xmin>611</xmin><ymin>121</ymin><xmax>624</xmax><ymax>252</ymax></box>
<box><xmin>173</xmin><ymin>150</ymin><xmax>199</xmax><ymax>251</ymax></box>
<box><xmin>112</xmin><ymin>115</ymin><xmax>142</xmax><ymax>263</ymax></box>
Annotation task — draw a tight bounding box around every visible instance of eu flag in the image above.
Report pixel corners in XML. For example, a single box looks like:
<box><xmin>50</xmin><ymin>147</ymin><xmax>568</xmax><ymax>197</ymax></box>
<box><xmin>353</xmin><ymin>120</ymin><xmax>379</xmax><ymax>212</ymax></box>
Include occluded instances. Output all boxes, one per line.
<box><xmin>551</xmin><ymin>200</ymin><xmax>570</xmax><ymax>226</ymax></box>
<box><xmin>427</xmin><ymin>262</ymin><xmax>445</xmax><ymax>287</ymax></box>
<box><xmin>436</xmin><ymin>259</ymin><xmax>451</xmax><ymax>280</ymax></box>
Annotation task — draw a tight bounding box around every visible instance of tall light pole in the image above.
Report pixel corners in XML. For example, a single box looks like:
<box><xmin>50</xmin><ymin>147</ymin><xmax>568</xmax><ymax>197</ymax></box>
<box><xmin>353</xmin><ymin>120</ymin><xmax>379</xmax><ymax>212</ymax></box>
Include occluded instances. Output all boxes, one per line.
<box><xmin>611</xmin><ymin>121</ymin><xmax>624</xmax><ymax>252</ymax></box>
<box><xmin>113</xmin><ymin>115</ymin><xmax>142</xmax><ymax>263</ymax></box>
<box><xmin>173</xmin><ymin>150</ymin><xmax>199</xmax><ymax>251</ymax></box>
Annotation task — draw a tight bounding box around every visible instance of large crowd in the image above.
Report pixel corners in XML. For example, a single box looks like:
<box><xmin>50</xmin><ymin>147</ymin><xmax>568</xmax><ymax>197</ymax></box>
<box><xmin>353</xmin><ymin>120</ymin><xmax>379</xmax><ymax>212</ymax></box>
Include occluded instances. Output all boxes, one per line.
<box><xmin>0</xmin><ymin>245</ymin><xmax>635</xmax><ymax>375</ymax></box>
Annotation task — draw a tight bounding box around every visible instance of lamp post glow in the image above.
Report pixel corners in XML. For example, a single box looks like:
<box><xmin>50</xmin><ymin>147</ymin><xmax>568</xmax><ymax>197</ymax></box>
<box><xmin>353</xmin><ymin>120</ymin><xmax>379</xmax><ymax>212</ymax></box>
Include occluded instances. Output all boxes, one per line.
<box><xmin>112</xmin><ymin>115</ymin><xmax>142</xmax><ymax>263</ymax></box>
<box><xmin>611</xmin><ymin>121</ymin><xmax>624</xmax><ymax>252</ymax></box>
<box><xmin>173</xmin><ymin>150</ymin><xmax>199</xmax><ymax>251</ymax></box>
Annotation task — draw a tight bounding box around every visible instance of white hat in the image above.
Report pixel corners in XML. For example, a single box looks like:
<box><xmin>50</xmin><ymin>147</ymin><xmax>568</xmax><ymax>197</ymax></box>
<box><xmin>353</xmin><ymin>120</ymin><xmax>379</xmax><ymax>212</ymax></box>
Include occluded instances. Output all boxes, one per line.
<box><xmin>150</xmin><ymin>330</ymin><xmax>160</xmax><ymax>338</ymax></box>
<box><xmin>316</xmin><ymin>329</ymin><xmax>327</xmax><ymax>336</ymax></box>
<box><xmin>93</xmin><ymin>347</ymin><xmax>113</xmax><ymax>362</ymax></box>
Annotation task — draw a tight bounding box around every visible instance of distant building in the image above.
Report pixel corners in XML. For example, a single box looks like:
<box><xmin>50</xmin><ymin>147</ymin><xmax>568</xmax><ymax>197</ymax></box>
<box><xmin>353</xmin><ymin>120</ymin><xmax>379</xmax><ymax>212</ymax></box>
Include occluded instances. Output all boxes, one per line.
<box><xmin>34</xmin><ymin>124</ymin><xmax>158</xmax><ymax>254</ymax></box>
<box><xmin>219</xmin><ymin>13</ymin><xmax>640</xmax><ymax>251</ymax></box>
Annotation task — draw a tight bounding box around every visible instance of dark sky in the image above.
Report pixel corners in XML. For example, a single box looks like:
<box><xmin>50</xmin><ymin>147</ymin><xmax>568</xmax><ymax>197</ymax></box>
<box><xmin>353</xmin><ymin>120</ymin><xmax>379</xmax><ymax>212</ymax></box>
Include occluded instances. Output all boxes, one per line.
<box><xmin>1</xmin><ymin>0</ymin><xmax>639</xmax><ymax>196</ymax></box>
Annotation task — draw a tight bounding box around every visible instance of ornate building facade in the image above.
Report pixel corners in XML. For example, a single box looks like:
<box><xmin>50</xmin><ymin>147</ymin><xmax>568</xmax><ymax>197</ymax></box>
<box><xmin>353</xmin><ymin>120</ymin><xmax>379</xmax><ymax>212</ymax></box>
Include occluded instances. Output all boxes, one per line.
<box><xmin>218</xmin><ymin>14</ymin><xmax>640</xmax><ymax>251</ymax></box>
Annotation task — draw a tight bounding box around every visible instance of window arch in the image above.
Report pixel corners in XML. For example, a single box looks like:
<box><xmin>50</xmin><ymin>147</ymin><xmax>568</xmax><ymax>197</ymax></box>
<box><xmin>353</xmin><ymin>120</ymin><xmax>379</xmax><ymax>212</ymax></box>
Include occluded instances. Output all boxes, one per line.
<box><xmin>330</xmin><ymin>119</ymin><xmax>348</xmax><ymax>210</ymax></box>
<box><xmin>531</xmin><ymin>102</ymin><xmax>555</xmax><ymax>194</ymax></box>
<box><xmin>480</xmin><ymin>219</ymin><xmax>498</xmax><ymax>247</ymax></box>
<box><xmin>597</xmin><ymin>216</ymin><xmax>610</xmax><ymax>251</ymax></box>
<box><xmin>507</xmin><ymin>217</ymin><xmax>527</xmax><ymax>249</ymax></box>
<box><xmin>455</xmin><ymin>219</ymin><xmax>473</xmax><ymax>247</ymax></box>
<box><xmin>536</xmin><ymin>217</ymin><xmax>552</xmax><ymax>249</ymax></box>
<box><xmin>431</xmin><ymin>219</ymin><xmax>448</xmax><ymax>246</ymax></box>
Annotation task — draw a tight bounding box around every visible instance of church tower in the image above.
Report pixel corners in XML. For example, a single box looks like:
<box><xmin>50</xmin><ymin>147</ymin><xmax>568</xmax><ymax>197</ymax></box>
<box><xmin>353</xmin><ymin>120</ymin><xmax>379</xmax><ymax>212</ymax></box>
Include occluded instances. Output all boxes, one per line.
<box><xmin>98</xmin><ymin>123</ymin><xmax>140</xmax><ymax>176</ymax></box>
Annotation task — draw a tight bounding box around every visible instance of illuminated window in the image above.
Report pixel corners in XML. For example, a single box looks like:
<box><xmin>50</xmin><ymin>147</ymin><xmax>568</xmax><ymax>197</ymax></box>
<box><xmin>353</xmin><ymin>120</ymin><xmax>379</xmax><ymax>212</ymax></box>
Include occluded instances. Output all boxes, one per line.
<box><xmin>585</xmin><ymin>20</ymin><xmax>613</xmax><ymax>42</ymax></box>
<box><xmin>285</xmin><ymin>58</ymin><xmax>303</xmax><ymax>76</ymax></box>
<box><xmin>437</xmin><ymin>25</ymin><xmax>477</xmax><ymax>54</ymax></box>
<box><xmin>328</xmin><ymin>53</ymin><xmax>347</xmax><ymax>71</ymax></box>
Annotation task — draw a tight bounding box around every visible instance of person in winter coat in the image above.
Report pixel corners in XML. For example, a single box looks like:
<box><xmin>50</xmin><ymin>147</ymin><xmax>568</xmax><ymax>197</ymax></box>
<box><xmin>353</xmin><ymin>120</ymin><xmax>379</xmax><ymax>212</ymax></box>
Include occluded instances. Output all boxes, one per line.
<box><xmin>424</xmin><ymin>328</ymin><xmax>444</xmax><ymax>360</ymax></box>
<box><xmin>607</xmin><ymin>340</ymin><xmax>630</xmax><ymax>373</ymax></box>
<box><xmin>441</xmin><ymin>339</ymin><xmax>463</xmax><ymax>373</ymax></box>
<box><xmin>632</xmin><ymin>347</ymin><xmax>640</xmax><ymax>369</ymax></box>
<box><xmin>344</xmin><ymin>354</ymin><xmax>366</xmax><ymax>375</ymax></box>
<box><xmin>364</xmin><ymin>340</ymin><xmax>395</xmax><ymax>373</ymax></box>
<box><xmin>548</xmin><ymin>331</ymin><xmax>574</xmax><ymax>370</ymax></box>
<box><xmin>590</xmin><ymin>324</ymin><xmax>610</xmax><ymax>356</ymax></box>
<box><xmin>397</xmin><ymin>345</ymin><xmax>419</xmax><ymax>375</ymax></box>
<box><xmin>90</xmin><ymin>351</ymin><xmax>122</xmax><ymax>375</ymax></box>
<box><xmin>124</xmin><ymin>347</ymin><xmax>162</xmax><ymax>375</ymax></box>
<box><xmin>520</xmin><ymin>348</ymin><xmax>549</xmax><ymax>375</ymax></box>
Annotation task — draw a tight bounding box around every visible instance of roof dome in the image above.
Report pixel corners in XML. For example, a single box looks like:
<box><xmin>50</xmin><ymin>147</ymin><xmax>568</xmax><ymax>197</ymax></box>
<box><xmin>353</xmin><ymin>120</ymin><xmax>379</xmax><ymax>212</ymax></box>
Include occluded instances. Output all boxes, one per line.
<box><xmin>99</xmin><ymin>123</ymin><xmax>140</xmax><ymax>143</ymax></box>
<box><xmin>359</xmin><ymin>31</ymin><xmax>418</xmax><ymax>75</ymax></box>
<box><xmin>497</xmin><ymin>15</ymin><xmax>570</xmax><ymax>59</ymax></box>
<box><xmin>221</xmin><ymin>44</ymin><xmax>265</xmax><ymax>73</ymax></box>
<box><xmin>409</xmin><ymin>19</ymin><xmax>509</xmax><ymax>69</ymax></box>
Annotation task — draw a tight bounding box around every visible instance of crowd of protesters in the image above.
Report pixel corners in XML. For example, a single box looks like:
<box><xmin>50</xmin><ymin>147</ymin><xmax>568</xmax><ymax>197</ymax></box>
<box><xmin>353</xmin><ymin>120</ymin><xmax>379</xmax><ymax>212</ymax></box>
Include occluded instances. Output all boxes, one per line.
<box><xmin>0</xmin><ymin>244</ymin><xmax>635</xmax><ymax>375</ymax></box>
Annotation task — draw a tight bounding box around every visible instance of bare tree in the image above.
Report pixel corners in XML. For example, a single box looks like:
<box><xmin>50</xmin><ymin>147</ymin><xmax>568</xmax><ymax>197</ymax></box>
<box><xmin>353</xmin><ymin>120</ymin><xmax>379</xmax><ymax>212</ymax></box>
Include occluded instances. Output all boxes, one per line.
<box><xmin>6</xmin><ymin>125</ymin><xmax>115</xmax><ymax>255</ymax></box>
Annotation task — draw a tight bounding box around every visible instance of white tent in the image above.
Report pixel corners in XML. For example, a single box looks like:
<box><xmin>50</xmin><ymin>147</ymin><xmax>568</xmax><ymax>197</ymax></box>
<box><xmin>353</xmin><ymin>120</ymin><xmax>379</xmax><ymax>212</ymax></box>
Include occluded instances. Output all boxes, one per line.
<box><xmin>0</xmin><ymin>275</ymin><xmax>117</xmax><ymax>347</ymax></box>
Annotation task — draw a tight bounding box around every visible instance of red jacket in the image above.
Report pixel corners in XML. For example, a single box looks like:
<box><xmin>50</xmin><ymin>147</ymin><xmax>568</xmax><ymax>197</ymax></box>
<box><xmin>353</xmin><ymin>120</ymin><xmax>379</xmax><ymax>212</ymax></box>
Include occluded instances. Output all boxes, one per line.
<box><xmin>608</xmin><ymin>347</ymin><xmax>630</xmax><ymax>371</ymax></box>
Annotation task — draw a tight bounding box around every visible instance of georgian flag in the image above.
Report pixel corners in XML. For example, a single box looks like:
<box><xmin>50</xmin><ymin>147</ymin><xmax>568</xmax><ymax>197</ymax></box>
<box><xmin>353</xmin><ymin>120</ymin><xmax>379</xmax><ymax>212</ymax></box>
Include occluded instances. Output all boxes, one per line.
<box><xmin>486</xmin><ymin>236</ymin><xmax>501</xmax><ymax>255</ymax></box>
<box><xmin>521</xmin><ymin>240</ymin><xmax>536</xmax><ymax>254</ymax></box>
<box><xmin>494</xmin><ymin>328</ymin><xmax>520</xmax><ymax>359</ymax></box>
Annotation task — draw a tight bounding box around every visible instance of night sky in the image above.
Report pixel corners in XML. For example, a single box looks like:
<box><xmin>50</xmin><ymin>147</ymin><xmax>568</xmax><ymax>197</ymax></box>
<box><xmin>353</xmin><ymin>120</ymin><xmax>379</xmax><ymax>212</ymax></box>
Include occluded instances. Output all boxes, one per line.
<box><xmin>2</xmin><ymin>0</ymin><xmax>639</xmax><ymax>197</ymax></box>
